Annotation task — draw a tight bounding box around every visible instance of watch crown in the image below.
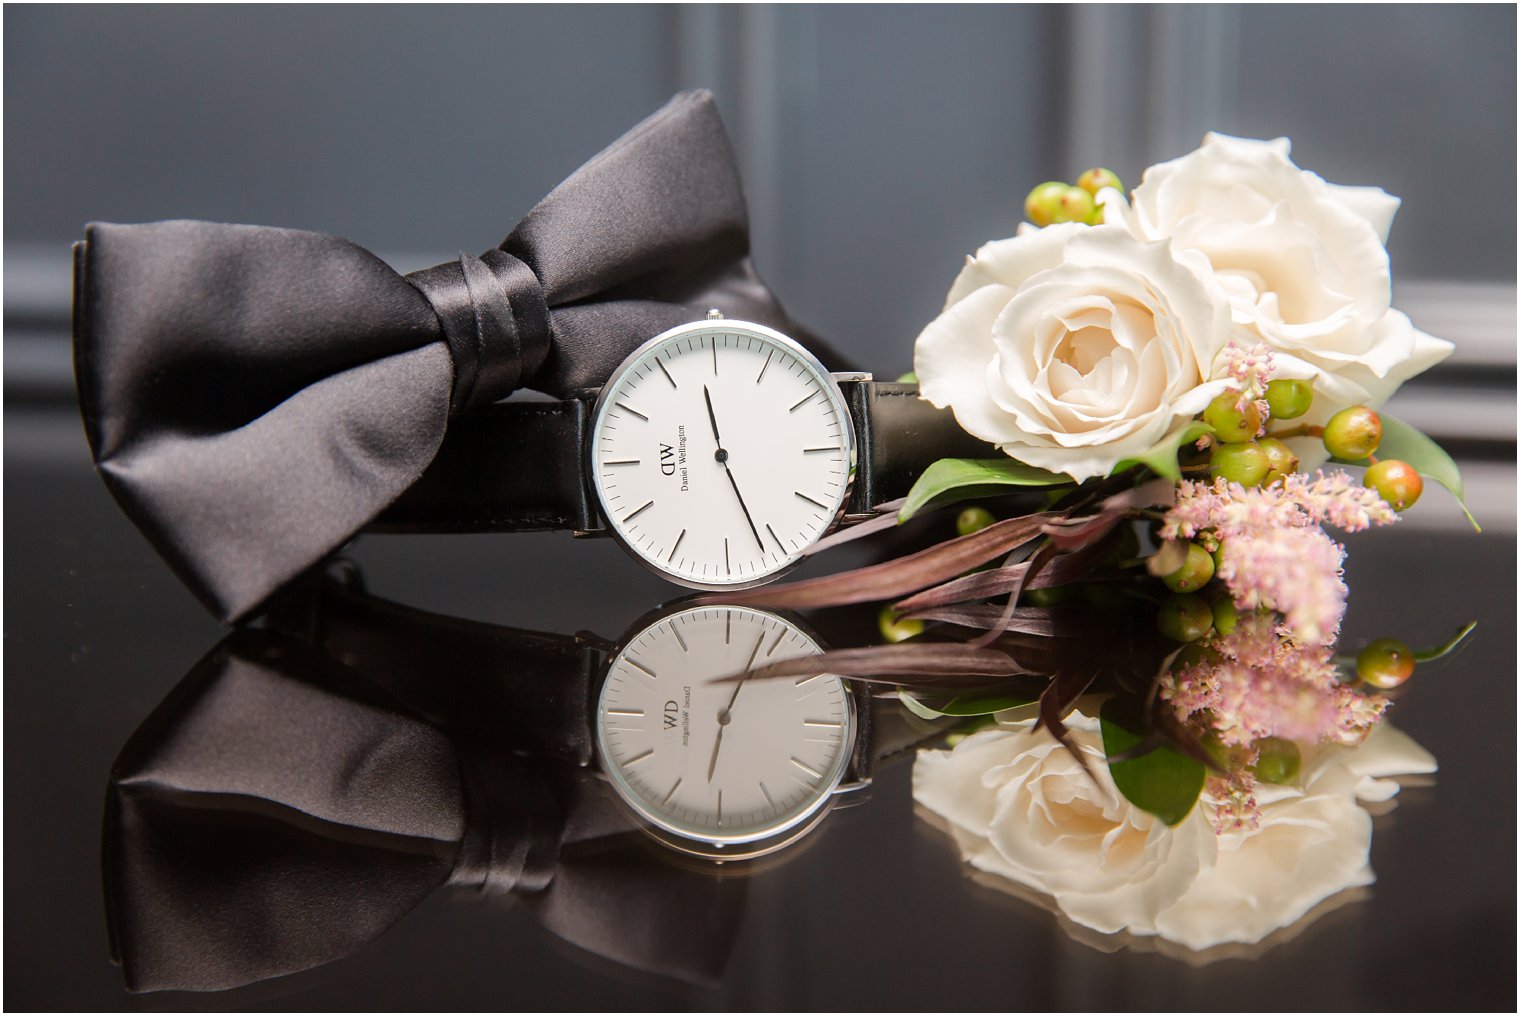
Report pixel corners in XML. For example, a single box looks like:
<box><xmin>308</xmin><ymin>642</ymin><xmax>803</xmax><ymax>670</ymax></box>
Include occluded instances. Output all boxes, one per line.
<box><xmin>705</xmin><ymin>307</ymin><xmax>724</xmax><ymax>320</ymax></box>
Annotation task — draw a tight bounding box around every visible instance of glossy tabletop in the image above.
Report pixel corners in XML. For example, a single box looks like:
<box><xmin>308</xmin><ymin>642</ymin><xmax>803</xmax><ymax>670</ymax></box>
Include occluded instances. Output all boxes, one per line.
<box><xmin>4</xmin><ymin>408</ymin><xmax>1515</xmax><ymax>1011</ymax></box>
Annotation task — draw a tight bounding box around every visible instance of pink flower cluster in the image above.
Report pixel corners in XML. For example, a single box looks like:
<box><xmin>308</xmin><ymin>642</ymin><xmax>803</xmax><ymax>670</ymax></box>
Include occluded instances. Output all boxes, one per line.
<box><xmin>1163</xmin><ymin>612</ymin><xmax>1390</xmax><ymax>749</ymax></box>
<box><xmin>1218</xmin><ymin>341</ymin><xmax>1275</xmax><ymax>421</ymax></box>
<box><xmin>1162</xmin><ymin>472</ymin><xmax>1398</xmax><ymax>644</ymax></box>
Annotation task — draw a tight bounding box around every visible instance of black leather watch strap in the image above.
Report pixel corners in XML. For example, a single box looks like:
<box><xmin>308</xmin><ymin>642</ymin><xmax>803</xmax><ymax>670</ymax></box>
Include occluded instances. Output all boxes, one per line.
<box><xmin>842</xmin><ymin>381</ymin><xmax>997</xmax><ymax>514</ymax></box>
<box><xmin>374</xmin><ymin>398</ymin><xmax>599</xmax><ymax>533</ymax></box>
<box><xmin>375</xmin><ymin>380</ymin><xmax>994</xmax><ymax>533</ymax></box>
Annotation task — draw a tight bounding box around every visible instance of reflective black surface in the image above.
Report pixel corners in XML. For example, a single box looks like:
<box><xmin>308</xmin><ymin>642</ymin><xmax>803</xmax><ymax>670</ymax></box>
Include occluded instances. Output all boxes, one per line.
<box><xmin>5</xmin><ymin>408</ymin><xmax>1516</xmax><ymax>1010</ymax></box>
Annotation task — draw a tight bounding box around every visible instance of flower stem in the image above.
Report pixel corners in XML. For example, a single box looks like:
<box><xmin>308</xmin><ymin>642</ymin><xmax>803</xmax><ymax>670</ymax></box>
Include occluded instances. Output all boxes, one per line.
<box><xmin>1267</xmin><ymin>424</ymin><xmax>1324</xmax><ymax>440</ymax></box>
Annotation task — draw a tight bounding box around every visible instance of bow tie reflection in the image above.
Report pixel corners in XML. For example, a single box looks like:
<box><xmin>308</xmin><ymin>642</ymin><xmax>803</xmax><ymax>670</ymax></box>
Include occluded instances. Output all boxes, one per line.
<box><xmin>103</xmin><ymin>569</ymin><xmax>758</xmax><ymax>994</ymax></box>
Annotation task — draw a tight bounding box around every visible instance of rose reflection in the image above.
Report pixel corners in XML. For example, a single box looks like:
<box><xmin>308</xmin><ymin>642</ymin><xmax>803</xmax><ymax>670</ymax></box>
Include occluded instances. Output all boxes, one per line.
<box><xmin>912</xmin><ymin>703</ymin><xmax>1435</xmax><ymax>957</ymax></box>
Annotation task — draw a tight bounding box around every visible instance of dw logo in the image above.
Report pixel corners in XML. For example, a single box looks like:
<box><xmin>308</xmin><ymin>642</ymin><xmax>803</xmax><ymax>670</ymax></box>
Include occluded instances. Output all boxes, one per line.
<box><xmin>663</xmin><ymin>700</ymin><xmax>679</xmax><ymax>729</ymax></box>
<box><xmin>659</xmin><ymin>443</ymin><xmax>676</xmax><ymax>476</ymax></box>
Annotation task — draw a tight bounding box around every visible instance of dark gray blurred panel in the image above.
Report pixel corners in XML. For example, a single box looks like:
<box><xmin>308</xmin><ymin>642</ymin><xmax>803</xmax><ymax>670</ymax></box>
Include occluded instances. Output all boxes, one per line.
<box><xmin>1226</xmin><ymin>4</ymin><xmax>1516</xmax><ymax>282</ymax></box>
<box><xmin>778</xmin><ymin>6</ymin><xmax>1063</xmax><ymax>374</ymax></box>
<box><xmin>4</xmin><ymin>5</ymin><xmax>678</xmax><ymax>253</ymax></box>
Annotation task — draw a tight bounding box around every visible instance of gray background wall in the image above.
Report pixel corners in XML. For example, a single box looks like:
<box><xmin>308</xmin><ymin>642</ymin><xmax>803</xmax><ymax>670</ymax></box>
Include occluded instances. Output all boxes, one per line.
<box><xmin>6</xmin><ymin>4</ymin><xmax>1515</xmax><ymax>524</ymax></box>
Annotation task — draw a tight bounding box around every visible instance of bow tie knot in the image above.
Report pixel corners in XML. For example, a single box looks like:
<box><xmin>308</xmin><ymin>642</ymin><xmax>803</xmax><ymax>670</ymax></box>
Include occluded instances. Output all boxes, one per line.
<box><xmin>406</xmin><ymin>249</ymin><xmax>551</xmax><ymax>415</ymax></box>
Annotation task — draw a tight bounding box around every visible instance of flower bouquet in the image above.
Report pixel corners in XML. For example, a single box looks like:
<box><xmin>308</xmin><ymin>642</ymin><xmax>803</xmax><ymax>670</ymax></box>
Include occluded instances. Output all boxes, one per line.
<box><xmin>714</xmin><ymin>133</ymin><xmax>1476</xmax><ymax>951</ymax></box>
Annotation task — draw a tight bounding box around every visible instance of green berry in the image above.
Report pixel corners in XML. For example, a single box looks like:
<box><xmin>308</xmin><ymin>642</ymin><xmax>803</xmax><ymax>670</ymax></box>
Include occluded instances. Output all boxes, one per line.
<box><xmin>1265</xmin><ymin>378</ymin><xmax>1313</xmax><ymax>420</ymax></box>
<box><xmin>1021</xmin><ymin>585</ymin><xmax>1074</xmax><ymax>607</ymax></box>
<box><xmin>1209</xmin><ymin>441</ymin><xmax>1271</xmax><ymax>486</ymax></box>
<box><xmin>1258</xmin><ymin>437</ymin><xmax>1300</xmax><ymax>486</ymax></box>
<box><xmin>1157</xmin><ymin>594</ymin><xmax>1214</xmax><ymax>643</ymax></box>
<box><xmin>1210</xmin><ymin>596</ymin><xmax>1239</xmax><ymax>636</ymax></box>
<box><xmin>1323</xmin><ymin>406</ymin><xmax>1382</xmax><ymax>460</ymax></box>
<box><xmin>1076</xmin><ymin>167</ymin><xmax>1123</xmax><ymax>197</ymax></box>
<box><xmin>956</xmin><ymin>506</ymin><xmax>998</xmax><ymax>536</ymax></box>
<box><xmin>1356</xmin><ymin>637</ymin><xmax>1416</xmax><ymax>689</ymax></box>
<box><xmin>1024</xmin><ymin>181</ymin><xmax>1070</xmax><ymax>227</ymax></box>
<box><xmin>1199</xmin><ymin>731</ymin><xmax>1239</xmax><ymax>772</ymax></box>
<box><xmin>1105</xmin><ymin>522</ymin><xmax>1142</xmax><ymax>566</ymax></box>
<box><xmin>878</xmin><ymin>606</ymin><xmax>924</xmax><ymax>644</ymax></box>
<box><xmin>1081</xmin><ymin>582</ymin><xmax>1129</xmax><ymax>611</ymax></box>
<box><xmin>1162</xmin><ymin>543</ymin><xmax>1216</xmax><ymax>593</ymax></box>
<box><xmin>1252</xmin><ymin>737</ymin><xmax>1302</xmax><ymax>785</ymax></box>
<box><xmin>1203</xmin><ymin>392</ymin><xmax>1262</xmax><ymax>443</ymax></box>
<box><xmin>1050</xmin><ymin>186</ymin><xmax>1095</xmax><ymax>224</ymax></box>
<box><xmin>1365</xmin><ymin>459</ymin><xmax>1423</xmax><ymax>511</ymax></box>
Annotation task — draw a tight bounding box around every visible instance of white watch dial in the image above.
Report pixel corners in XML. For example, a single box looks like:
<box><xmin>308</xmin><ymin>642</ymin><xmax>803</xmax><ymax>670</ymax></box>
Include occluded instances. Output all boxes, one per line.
<box><xmin>596</xmin><ymin>605</ymin><xmax>854</xmax><ymax>846</ymax></box>
<box><xmin>589</xmin><ymin>320</ymin><xmax>854</xmax><ymax>589</ymax></box>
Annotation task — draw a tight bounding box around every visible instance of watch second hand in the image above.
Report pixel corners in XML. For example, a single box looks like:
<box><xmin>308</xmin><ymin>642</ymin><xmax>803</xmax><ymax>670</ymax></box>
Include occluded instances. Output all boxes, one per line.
<box><xmin>704</xmin><ymin>384</ymin><xmax>766</xmax><ymax>553</ymax></box>
<box><xmin>708</xmin><ymin>629</ymin><xmax>766</xmax><ymax>783</ymax></box>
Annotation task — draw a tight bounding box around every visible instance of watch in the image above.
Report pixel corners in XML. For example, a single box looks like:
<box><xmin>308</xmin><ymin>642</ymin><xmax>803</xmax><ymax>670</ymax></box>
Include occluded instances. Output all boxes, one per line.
<box><xmin>375</xmin><ymin>313</ymin><xmax>994</xmax><ymax>589</ymax></box>
<box><xmin>266</xmin><ymin>569</ymin><xmax>948</xmax><ymax>863</ymax></box>
<box><xmin>595</xmin><ymin>602</ymin><xmax>859</xmax><ymax>860</ymax></box>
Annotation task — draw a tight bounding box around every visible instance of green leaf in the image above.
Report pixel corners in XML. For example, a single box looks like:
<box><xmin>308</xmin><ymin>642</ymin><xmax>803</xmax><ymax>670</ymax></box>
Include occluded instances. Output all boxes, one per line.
<box><xmin>1099</xmin><ymin>698</ymin><xmax>1206</xmax><ymax>826</ymax></box>
<box><xmin>899</xmin><ymin>457</ymin><xmax>1072</xmax><ymax>522</ymax></box>
<box><xmin>896</xmin><ymin>688</ymin><xmax>1033</xmax><ymax>718</ymax></box>
<box><xmin>1114</xmin><ymin>422</ymin><xmax>1214</xmax><ymax>481</ymax></box>
<box><xmin>1412</xmin><ymin>620</ymin><xmax>1478</xmax><ymax>664</ymax></box>
<box><xmin>895</xmin><ymin>370</ymin><xmax>918</xmax><ymax>384</ymax></box>
<box><xmin>937</xmin><ymin>692</ymin><xmax>1034</xmax><ymax>716</ymax></box>
<box><xmin>1336</xmin><ymin>414</ymin><xmax>1479</xmax><ymax>532</ymax></box>
<box><xmin>897</xmin><ymin>688</ymin><xmax>947</xmax><ymax>721</ymax></box>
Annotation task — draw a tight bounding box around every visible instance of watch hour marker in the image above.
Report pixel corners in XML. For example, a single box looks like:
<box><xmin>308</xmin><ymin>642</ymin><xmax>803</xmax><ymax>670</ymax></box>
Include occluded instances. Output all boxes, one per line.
<box><xmin>789</xmin><ymin>390</ymin><xmax>818</xmax><ymax>412</ymax></box>
<box><xmin>795</xmin><ymin>490</ymin><xmax>828</xmax><ymax>510</ymax></box>
<box><xmin>757</xmin><ymin>349</ymin><xmax>774</xmax><ymax>383</ymax></box>
<box><xmin>661</xmin><ymin>777</ymin><xmax>682</xmax><ymax>805</ymax></box>
<box><xmin>626</xmin><ymin>658</ymin><xmax>657</xmax><ymax>679</ymax></box>
<box><xmin>602</xmin><ymin>459</ymin><xmax>639</xmax><ymax>466</ymax></box>
<box><xmin>790</xmin><ymin>757</ymin><xmax>822</xmax><ymax>780</ymax></box>
<box><xmin>624</xmin><ymin>748</ymin><xmax>655</xmax><ymax>767</ymax></box>
<box><xmin>607</xmin><ymin>709</ymin><xmax>644</xmax><ymax>717</ymax></box>
<box><xmin>767</xmin><ymin>628</ymin><xmax>787</xmax><ymax>658</ymax></box>
<box><xmin>615</xmin><ymin>401</ymin><xmax>649</xmax><ymax>421</ymax></box>
<box><xmin>655</xmin><ymin>357</ymin><xmax>677</xmax><ymax>389</ymax></box>
<box><xmin>743</xmin><ymin>629</ymin><xmax>766</xmax><ymax>673</ymax></box>
<box><xmin>766</xmin><ymin>522</ymin><xmax>782</xmax><ymax>551</ymax></box>
<box><xmin>803</xmin><ymin>446</ymin><xmax>837</xmax><ymax>454</ymax></box>
<box><xmin>712</xmin><ymin>339</ymin><xmax>719</xmax><ymax>373</ymax></box>
<box><xmin>803</xmin><ymin>720</ymin><xmax>842</xmax><ymax>728</ymax></box>
<box><xmin>759</xmin><ymin>781</ymin><xmax>777</xmax><ymax>810</ymax></box>
<box><xmin>716</xmin><ymin>789</ymin><xmax>723</xmax><ymax>826</ymax></box>
<box><xmin>795</xmin><ymin>672</ymin><xmax>822</xmax><ymax>686</ymax></box>
<box><xmin>623</xmin><ymin>499</ymin><xmax>654</xmax><ymax>523</ymax></box>
<box><xmin>672</xmin><ymin>624</ymin><xmax>688</xmax><ymax>653</ymax></box>
<box><xmin>667</xmin><ymin>528</ymin><xmax>686</xmax><ymax>562</ymax></box>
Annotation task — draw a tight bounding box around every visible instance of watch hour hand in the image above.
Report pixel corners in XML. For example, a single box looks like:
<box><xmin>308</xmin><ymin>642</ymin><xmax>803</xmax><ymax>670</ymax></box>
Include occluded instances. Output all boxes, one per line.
<box><xmin>702</xmin><ymin>384</ymin><xmax>723</xmax><ymax>448</ymax></box>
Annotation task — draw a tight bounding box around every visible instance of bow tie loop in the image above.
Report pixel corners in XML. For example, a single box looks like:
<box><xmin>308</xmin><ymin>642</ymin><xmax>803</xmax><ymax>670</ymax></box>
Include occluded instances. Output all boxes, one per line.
<box><xmin>406</xmin><ymin>249</ymin><xmax>551</xmax><ymax>415</ymax></box>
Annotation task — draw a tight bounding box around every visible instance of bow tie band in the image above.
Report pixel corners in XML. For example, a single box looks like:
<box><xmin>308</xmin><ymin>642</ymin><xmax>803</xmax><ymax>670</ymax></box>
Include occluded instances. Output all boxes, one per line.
<box><xmin>73</xmin><ymin>91</ymin><xmax>811</xmax><ymax>622</ymax></box>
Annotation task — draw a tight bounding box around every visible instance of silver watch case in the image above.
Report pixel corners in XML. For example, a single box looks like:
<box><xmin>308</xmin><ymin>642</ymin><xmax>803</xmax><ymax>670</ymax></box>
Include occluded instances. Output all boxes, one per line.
<box><xmin>584</xmin><ymin>318</ymin><xmax>861</xmax><ymax>593</ymax></box>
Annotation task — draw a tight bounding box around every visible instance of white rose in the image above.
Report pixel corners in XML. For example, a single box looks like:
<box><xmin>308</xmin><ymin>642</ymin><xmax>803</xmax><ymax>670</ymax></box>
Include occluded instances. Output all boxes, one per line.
<box><xmin>1154</xmin><ymin>723</ymin><xmax>1435</xmax><ymax>950</ymax></box>
<box><xmin>912</xmin><ymin>708</ymin><xmax>1216</xmax><ymax>935</ymax></box>
<box><xmin>913</xmin><ymin>224</ymin><xmax>1235</xmax><ymax>481</ymax></box>
<box><xmin>913</xmin><ymin>708</ymin><xmax>1435</xmax><ymax>952</ymax></box>
<box><xmin>1105</xmin><ymin>133</ymin><xmax>1453</xmax><ymax>462</ymax></box>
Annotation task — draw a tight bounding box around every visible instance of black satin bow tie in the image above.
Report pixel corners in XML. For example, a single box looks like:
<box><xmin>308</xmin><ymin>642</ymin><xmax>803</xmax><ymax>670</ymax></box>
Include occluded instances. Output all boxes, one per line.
<box><xmin>105</xmin><ymin>617</ymin><xmax>745</xmax><ymax>993</ymax></box>
<box><xmin>74</xmin><ymin>90</ymin><xmax>804</xmax><ymax>622</ymax></box>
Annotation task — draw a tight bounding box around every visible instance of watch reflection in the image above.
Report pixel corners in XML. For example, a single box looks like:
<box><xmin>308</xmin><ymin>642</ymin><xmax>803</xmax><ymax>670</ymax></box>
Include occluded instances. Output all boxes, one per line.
<box><xmin>102</xmin><ymin>564</ymin><xmax>944</xmax><ymax>994</ymax></box>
